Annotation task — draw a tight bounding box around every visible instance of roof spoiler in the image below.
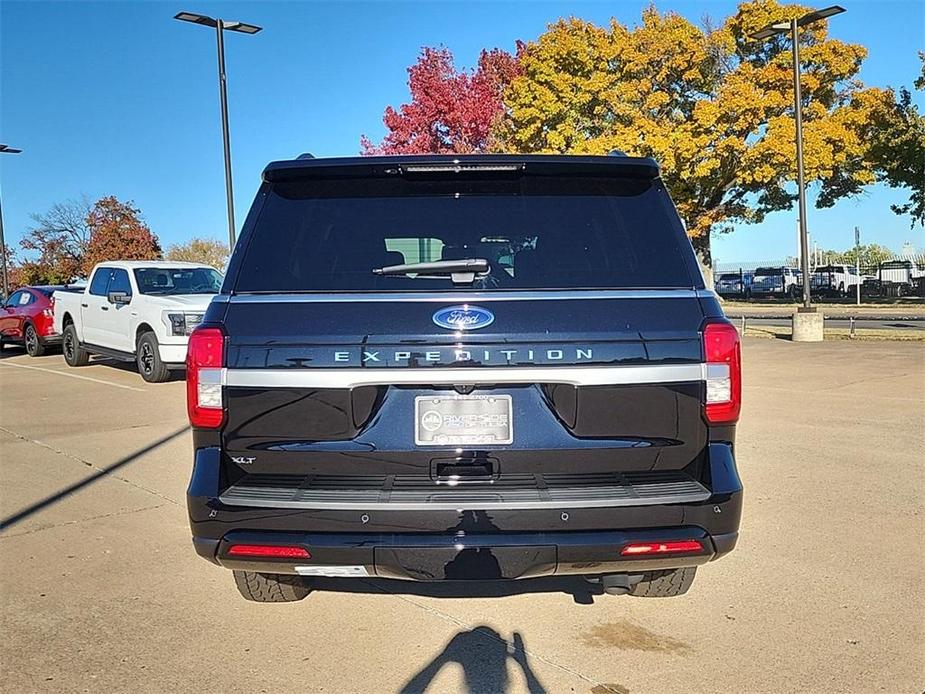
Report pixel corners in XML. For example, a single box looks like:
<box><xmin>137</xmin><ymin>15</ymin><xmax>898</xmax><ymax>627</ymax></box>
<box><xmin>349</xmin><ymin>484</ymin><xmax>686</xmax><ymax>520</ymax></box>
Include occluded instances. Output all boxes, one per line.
<box><xmin>263</xmin><ymin>154</ymin><xmax>660</xmax><ymax>183</ymax></box>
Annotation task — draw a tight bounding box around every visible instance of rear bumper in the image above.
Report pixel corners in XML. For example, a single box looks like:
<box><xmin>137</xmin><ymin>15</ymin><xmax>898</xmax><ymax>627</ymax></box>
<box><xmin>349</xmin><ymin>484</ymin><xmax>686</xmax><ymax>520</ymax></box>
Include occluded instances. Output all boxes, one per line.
<box><xmin>193</xmin><ymin>528</ymin><xmax>738</xmax><ymax>579</ymax></box>
<box><xmin>187</xmin><ymin>442</ymin><xmax>742</xmax><ymax>580</ymax></box>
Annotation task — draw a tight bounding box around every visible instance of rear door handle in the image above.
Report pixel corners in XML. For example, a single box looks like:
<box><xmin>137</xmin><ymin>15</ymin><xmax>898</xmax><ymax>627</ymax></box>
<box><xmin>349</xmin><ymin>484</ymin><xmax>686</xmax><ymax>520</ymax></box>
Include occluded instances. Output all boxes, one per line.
<box><xmin>100</xmin><ymin>306</ymin><xmax>109</xmax><ymax>311</ymax></box>
<box><xmin>80</xmin><ymin>303</ymin><xmax>88</xmax><ymax>308</ymax></box>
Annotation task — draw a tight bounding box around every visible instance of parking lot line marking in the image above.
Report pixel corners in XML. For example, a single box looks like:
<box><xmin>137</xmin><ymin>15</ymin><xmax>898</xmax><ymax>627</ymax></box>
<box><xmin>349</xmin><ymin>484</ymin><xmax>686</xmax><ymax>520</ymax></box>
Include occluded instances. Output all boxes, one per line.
<box><xmin>0</xmin><ymin>361</ymin><xmax>146</xmax><ymax>392</ymax></box>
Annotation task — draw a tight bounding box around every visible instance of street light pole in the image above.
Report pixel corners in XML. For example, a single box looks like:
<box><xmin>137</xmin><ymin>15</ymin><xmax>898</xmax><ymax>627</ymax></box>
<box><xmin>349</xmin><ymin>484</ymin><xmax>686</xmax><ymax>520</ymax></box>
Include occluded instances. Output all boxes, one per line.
<box><xmin>174</xmin><ymin>12</ymin><xmax>262</xmax><ymax>253</ymax></box>
<box><xmin>751</xmin><ymin>6</ymin><xmax>845</xmax><ymax>341</ymax></box>
<box><xmin>0</xmin><ymin>144</ymin><xmax>23</xmax><ymax>299</ymax></box>
<box><xmin>215</xmin><ymin>21</ymin><xmax>236</xmax><ymax>253</ymax></box>
<box><xmin>854</xmin><ymin>226</ymin><xmax>861</xmax><ymax>306</ymax></box>
<box><xmin>790</xmin><ymin>17</ymin><xmax>811</xmax><ymax>309</ymax></box>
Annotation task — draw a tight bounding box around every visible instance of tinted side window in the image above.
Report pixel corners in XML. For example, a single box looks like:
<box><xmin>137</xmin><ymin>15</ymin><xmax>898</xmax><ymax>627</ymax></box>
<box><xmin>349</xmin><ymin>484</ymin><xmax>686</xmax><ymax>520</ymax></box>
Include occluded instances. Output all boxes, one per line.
<box><xmin>108</xmin><ymin>269</ymin><xmax>132</xmax><ymax>295</ymax></box>
<box><xmin>89</xmin><ymin>269</ymin><xmax>113</xmax><ymax>296</ymax></box>
<box><xmin>5</xmin><ymin>290</ymin><xmax>24</xmax><ymax>307</ymax></box>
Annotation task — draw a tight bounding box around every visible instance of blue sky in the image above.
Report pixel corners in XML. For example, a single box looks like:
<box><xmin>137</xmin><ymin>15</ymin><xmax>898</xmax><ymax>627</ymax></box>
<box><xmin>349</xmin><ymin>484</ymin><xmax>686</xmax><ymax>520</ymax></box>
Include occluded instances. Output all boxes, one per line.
<box><xmin>1</xmin><ymin>0</ymin><xmax>923</xmax><ymax>264</ymax></box>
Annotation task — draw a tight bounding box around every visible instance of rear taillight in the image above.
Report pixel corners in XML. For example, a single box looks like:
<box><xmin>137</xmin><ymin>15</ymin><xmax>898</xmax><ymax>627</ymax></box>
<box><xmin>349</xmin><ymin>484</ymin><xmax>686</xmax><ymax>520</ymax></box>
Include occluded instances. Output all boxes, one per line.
<box><xmin>703</xmin><ymin>321</ymin><xmax>741</xmax><ymax>424</ymax></box>
<box><xmin>186</xmin><ymin>327</ymin><xmax>225</xmax><ymax>428</ymax></box>
<box><xmin>620</xmin><ymin>540</ymin><xmax>703</xmax><ymax>556</ymax></box>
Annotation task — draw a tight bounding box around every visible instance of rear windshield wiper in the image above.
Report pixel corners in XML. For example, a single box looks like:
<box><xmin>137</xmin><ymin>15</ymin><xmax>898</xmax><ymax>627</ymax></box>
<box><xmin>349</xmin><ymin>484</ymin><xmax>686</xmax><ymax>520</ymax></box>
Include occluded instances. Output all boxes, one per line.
<box><xmin>372</xmin><ymin>258</ymin><xmax>490</xmax><ymax>284</ymax></box>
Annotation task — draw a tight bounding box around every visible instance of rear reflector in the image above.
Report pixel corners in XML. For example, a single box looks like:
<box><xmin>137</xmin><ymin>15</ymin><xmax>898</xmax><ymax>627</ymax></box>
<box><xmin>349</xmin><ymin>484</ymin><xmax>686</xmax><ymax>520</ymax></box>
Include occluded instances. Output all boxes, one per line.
<box><xmin>703</xmin><ymin>321</ymin><xmax>742</xmax><ymax>424</ymax></box>
<box><xmin>227</xmin><ymin>544</ymin><xmax>311</xmax><ymax>559</ymax></box>
<box><xmin>620</xmin><ymin>540</ymin><xmax>703</xmax><ymax>556</ymax></box>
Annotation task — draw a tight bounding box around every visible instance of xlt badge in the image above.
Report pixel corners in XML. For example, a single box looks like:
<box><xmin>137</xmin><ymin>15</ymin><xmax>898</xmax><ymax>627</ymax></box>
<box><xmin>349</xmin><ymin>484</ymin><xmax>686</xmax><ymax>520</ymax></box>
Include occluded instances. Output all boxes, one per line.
<box><xmin>433</xmin><ymin>305</ymin><xmax>494</xmax><ymax>331</ymax></box>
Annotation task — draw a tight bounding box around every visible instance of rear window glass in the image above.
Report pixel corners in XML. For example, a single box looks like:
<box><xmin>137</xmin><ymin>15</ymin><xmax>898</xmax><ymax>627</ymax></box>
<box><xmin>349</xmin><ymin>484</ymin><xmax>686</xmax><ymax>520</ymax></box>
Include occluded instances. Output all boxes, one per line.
<box><xmin>234</xmin><ymin>175</ymin><xmax>696</xmax><ymax>292</ymax></box>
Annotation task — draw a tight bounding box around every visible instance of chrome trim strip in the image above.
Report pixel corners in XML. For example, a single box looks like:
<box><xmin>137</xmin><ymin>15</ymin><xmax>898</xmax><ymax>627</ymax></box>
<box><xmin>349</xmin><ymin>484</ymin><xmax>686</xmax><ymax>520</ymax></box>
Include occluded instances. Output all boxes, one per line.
<box><xmin>218</xmin><ymin>289</ymin><xmax>711</xmax><ymax>304</ymax></box>
<box><xmin>199</xmin><ymin>368</ymin><xmax>223</xmax><ymax>385</ymax></box>
<box><xmin>222</xmin><ymin>363</ymin><xmax>706</xmax><ymax>388</ymax></box>
<box><xmin>219</xmin><ymin>487</ymin><xmax>712</xmax><ymax>512</ymax></box>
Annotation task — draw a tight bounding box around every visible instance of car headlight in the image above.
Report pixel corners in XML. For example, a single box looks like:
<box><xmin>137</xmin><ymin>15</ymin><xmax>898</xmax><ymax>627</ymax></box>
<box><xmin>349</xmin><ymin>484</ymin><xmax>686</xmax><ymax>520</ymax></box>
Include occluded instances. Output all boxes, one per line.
<box><xmin>164</xmin><ymin>312</ymin><xmax>204</xmax><ymax>336</ymax></box>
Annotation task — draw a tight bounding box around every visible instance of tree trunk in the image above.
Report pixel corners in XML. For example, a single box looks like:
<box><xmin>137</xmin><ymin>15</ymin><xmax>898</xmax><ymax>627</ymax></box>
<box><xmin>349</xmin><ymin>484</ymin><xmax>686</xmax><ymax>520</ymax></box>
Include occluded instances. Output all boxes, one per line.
<box><xmin>690</xmin><ymin>232</ymin><xmax>714</xmax><ymax>289</ymax></box>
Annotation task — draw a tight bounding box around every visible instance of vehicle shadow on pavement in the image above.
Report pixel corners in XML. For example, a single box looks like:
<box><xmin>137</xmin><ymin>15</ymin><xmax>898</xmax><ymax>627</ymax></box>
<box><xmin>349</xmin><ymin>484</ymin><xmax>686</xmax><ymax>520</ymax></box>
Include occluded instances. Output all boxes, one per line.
<box><xmin>400</xmin><ymin>627</ymin><xmax>547</xmax><ymax>694</ymax></box>
<box><xmin>90</xmin><ymin>357</ymin><xmax>187</xmax><ymax>382</ymax></box>
<box><xmin>0</xmin><ymin>345</ymin><xmax>28</xmax><ymax>359</ymax></box>
<box><xmin>310</xmin><ymin>576</ymin><xmax>606</xmax><ymax>604</ymax></box>
<box><xmin>0</xmin><ymin>425</ymin><xmax>189</xmax><ymax>531</ymax></box>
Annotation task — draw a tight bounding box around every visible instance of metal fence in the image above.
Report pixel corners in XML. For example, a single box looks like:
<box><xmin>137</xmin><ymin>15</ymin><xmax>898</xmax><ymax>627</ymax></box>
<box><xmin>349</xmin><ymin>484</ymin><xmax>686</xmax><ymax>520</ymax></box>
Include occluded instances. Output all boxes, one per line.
<box><xmin>714</xmin><ymin>252</ymin><xmax>925</xmax><ymax>278</ymax></box>
<box><xmin>712</xmin><ymin>253</ymin><xmax>925</xmax><ymax>298</ymax></box>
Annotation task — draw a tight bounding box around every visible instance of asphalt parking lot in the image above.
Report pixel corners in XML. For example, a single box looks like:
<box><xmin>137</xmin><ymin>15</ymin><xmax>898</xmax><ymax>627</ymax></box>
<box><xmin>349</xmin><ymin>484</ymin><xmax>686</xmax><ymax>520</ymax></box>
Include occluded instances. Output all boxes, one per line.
<box><xmin>1</xmin><ymin>339</ymin><xmax>923</xmax><ymax>694</ymax></box>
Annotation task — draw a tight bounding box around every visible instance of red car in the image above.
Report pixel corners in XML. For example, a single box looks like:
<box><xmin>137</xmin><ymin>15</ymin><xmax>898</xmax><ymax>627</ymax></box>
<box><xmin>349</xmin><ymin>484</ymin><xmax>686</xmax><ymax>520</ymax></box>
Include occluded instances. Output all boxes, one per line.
<box><xmin>0</xmin><ymin>285</ymin><xmax>81</xmax><ymax>357</ymax></box>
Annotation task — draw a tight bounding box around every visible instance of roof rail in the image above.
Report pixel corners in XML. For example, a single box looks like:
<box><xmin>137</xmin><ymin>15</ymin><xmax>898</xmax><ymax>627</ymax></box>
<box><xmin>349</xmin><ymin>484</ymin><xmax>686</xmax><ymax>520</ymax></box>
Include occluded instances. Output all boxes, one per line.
<box><xmin>296</xmin><ymin>152</ymin><xmax>315</xmax><ymax>160</ymax></box>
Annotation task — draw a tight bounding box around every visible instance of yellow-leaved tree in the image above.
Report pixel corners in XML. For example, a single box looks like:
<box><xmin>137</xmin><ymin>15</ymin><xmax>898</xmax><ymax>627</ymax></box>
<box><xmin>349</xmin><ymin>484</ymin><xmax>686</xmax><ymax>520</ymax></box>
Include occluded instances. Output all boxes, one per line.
<box><xmin>500</xmin><ymin>0</ymin><xmax>891</xmax><ymax>268</ymax></box>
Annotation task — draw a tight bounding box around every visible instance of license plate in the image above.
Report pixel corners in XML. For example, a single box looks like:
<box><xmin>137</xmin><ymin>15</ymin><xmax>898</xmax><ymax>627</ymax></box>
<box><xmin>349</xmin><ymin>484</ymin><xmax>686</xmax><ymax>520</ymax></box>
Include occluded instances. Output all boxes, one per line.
<box><xmin>414</xmin><ymin>394</ymin><xmax>513</xmax><ymax>446</ymax></box>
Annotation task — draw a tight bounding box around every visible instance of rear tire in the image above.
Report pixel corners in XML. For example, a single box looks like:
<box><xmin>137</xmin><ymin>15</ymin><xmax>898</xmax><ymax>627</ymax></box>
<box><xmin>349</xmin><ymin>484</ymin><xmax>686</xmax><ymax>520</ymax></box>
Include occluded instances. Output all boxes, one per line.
<box><xmin>136</xmin><ymin>332</ymin><xmax>170</xmax><ymax>383</ymax></box>
<box><xmin>628</xmin><ymin>567</ymin><xmax>697</xmax><ymax>598</ymax></box>
<box><xmin>232</xmin><ymin>571</ymin><xmax>312</xmax><ymax>602</ymax></box>
<box><xmin>62</xmin><ymin>323</ymin><xmax>89</xmax><ymax>367</ymax></box>
<box><xmin>24</xmin><ymin>324</ymin><xmax>45</xmax><ymax>357</ymax></box>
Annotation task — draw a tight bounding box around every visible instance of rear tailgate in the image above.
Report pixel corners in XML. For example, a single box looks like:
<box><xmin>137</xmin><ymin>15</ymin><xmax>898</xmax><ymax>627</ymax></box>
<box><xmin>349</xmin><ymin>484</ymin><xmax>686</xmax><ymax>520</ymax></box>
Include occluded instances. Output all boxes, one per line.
<box><xmin>210</xmin><ymin>156</ymin><xmax>713</xmax><ymax>508</ymax></box>
<box><xmin>219</xmin><ymin>292</ymin><xmax>708</xmax><ymax>481</ymax></box>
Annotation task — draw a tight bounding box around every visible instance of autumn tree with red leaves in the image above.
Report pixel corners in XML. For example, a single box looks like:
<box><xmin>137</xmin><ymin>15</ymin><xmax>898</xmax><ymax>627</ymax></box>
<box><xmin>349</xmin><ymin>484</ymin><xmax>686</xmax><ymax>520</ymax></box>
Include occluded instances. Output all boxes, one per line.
<box><xmin>81</xmin><ymin>196</ymin><xmax>161</xmax><ymax>275</ymax></box>
<box><xmin>15</xmin><ymin>197</ymin><xmax>93</xmax><ymax>284</ymax></box>
<box><xmin>361</xmin><ymin>46</ymin><xmax>520</xmax><ymax>155</ymax></box>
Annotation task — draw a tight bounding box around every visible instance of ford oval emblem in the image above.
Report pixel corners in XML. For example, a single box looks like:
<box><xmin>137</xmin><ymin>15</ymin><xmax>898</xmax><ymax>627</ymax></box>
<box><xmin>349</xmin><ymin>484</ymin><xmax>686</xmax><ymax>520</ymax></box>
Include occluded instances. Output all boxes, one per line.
<box><xmin>433</xmin><ymin>305</ymin><xmax>495</xmax><ymax>331</ymax></box>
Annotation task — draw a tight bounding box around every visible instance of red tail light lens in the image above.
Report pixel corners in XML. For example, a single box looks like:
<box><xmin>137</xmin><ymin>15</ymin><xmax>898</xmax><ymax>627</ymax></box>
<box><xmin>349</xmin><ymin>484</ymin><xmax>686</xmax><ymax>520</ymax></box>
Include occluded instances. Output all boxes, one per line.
<box><xmin>186</xmin><ymin>327</ymin><xmax>225</xmax><ymax>428</ymax></box>
<box><xmin>227</xmin><ymin>544</ymin><xmax>311</xmax><ymax>559</ymax></box>
<box><xmin>703</xmin><ymin>321</ymin><xmax>741</xmax><ymax>424</ymax></box>
<box><xmin>620</xmin><ymin>540</ymin><xmax>703</xmax><ymax>556</ymax></box>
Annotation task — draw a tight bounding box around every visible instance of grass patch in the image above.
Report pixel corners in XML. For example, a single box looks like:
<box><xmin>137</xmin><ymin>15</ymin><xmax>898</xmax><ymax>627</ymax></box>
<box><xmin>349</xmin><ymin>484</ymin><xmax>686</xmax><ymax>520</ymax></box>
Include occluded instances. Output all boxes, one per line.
<box><xmin>723</xmin><ymin>299</ymin><xmax>925</xmax><ymax>314</ymax></box>
<box><xmin>744</xmin><ymin>326</ymin><xmax>925</xmax><ymax>341</ymax></box>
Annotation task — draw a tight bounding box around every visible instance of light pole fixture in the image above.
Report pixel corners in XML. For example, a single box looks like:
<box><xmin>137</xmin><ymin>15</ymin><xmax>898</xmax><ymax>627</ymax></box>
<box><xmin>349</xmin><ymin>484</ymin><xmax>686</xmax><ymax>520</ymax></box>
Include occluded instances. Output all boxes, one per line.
<box><xmin>751</xmin><ymin>5</ymin><xmax>845</xmax><ymax>310</ymax></box>
<box><xmin>174</xmin><ymin>11</ymin><xmax>262</xmax><ymax>252</ymax></box>
<box><xmin>0</xmin><ymin>144</ymin><xmax>23</xmax><ymax>299</ymax></box>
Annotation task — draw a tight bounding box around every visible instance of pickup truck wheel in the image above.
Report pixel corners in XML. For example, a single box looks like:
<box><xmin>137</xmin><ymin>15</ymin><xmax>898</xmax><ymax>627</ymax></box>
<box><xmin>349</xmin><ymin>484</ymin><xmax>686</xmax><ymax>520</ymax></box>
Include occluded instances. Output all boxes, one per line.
<box><xmin>62</xmin><ymin>324</ymin><xmax>89</xmax><ymax>367</ymax></box>
<box><xmin>24</xmin><ymin>324</ymin><xmax>45</xmax><ymax>357</ymax></box>
<box><xmin>136</xmin><ymin>332</ymin><xmax>170</xmax><ymax>383</ymax></box>
<box><xmin>628</xmin><ymin>567</ymin><xmax>697</xmax><ymax>598</ymax></box>
<box><xmin>232</xmin><ymin>571</ymin><xmax>311</xmax><ymax>602</ymax></box>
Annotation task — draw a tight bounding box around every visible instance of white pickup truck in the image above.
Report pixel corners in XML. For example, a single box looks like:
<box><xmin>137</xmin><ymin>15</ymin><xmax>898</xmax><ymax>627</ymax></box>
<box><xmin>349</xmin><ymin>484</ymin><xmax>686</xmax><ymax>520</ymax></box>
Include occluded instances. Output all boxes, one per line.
<box><xmin>810</xmin><ymin>264</ymin><xmax>864</xmax><ymax>297</ymax></box>
<box><xmin>54</xmin><ymin>261</ymin><xmax>223</xmax><ymax>382</ymax></box>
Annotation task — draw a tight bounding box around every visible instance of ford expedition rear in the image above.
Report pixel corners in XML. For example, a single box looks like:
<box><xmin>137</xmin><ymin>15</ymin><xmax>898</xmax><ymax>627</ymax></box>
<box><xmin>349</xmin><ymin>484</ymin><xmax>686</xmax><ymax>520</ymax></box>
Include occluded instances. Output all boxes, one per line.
<box><xmin>186</xmin><ymin>154</ymin><xmax>743</xmax><ymax>602</ymax></box>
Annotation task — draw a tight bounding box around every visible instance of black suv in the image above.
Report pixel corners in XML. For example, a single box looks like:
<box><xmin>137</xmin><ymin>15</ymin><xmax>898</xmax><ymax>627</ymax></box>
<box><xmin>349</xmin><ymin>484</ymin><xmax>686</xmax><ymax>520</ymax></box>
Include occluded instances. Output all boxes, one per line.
<box><xmin>186</xmin><ymin>154</ymin><xmax>743</xmax><ymax>602</ymax></box>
